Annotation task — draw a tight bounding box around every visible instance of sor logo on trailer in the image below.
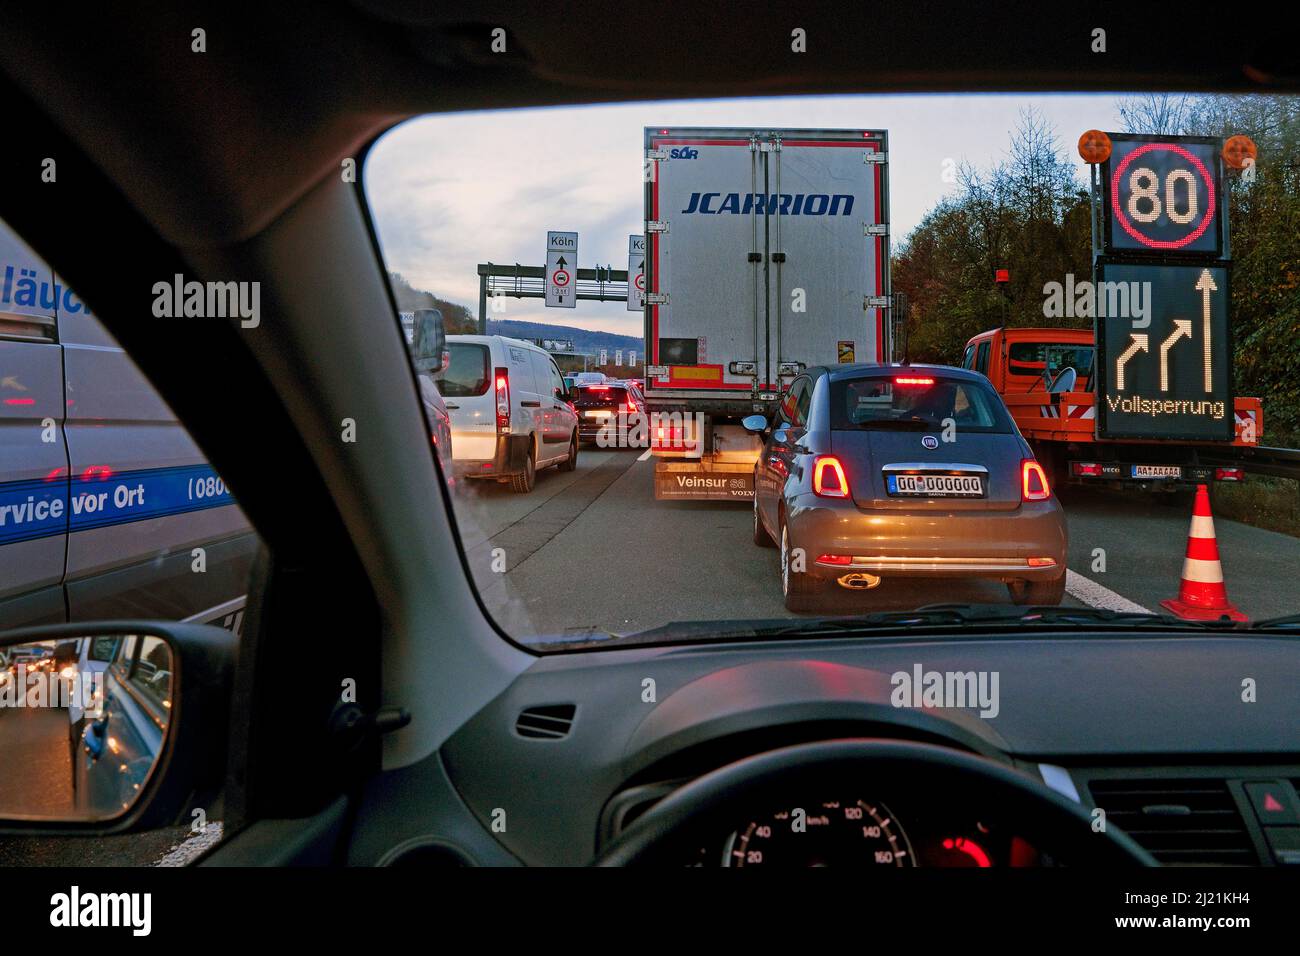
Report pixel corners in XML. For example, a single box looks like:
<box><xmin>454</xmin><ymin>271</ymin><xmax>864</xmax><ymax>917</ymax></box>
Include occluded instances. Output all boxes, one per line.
<box><xmin>669</xmin><ymin>147</ymin><xmax>700</xmax><ymax>159</ymax></box>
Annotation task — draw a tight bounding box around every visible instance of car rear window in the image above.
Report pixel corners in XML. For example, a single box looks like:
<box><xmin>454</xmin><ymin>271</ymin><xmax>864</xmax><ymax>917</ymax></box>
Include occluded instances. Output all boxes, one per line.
<box><xmin>831</xmin><ymin>376</ymin><xmax>1014</xmax><ymax>433</ymax></box>
<box><xmin>438</xmin><ymin>343</ymin><xmax>490</xmax><ymax>398</ymax></box>
<box><xmin>574</xmin><ymin>385</ymin><xmax>627</xmax><ymax>404</ymax></box>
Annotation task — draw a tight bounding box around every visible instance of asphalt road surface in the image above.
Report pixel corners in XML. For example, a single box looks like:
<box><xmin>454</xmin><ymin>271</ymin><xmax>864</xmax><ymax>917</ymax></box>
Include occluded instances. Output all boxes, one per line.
<box><xmin>0</xmin><ymin>706</ymin><xmax>74</xmax><ymax>818</ymax></box>
<box><xmin>451</xmin><ymin>447</ymin><xmax>1300</xmax><ymax>642</ymax></box>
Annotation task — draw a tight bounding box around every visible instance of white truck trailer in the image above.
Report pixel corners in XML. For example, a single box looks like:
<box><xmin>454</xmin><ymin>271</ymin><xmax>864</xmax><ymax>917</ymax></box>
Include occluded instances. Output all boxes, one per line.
<box><xmin>642</xmin><ymin>127</ymin><xmax>893</xmax><ymax>499</ymax></box>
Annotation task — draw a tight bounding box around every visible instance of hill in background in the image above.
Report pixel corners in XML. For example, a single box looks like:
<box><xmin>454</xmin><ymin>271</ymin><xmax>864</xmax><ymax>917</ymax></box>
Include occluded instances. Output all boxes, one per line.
<box><xmin>389</xmin><ymin>271</ymin><xmax>644</xmax><ymax>358</ymax></box>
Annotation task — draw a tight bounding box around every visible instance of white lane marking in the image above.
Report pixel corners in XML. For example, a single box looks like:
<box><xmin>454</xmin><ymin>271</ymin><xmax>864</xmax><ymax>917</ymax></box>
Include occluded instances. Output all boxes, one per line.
<box><xmin>1064</xmin><ymin>569</ymin><xmax>1152</xmax><ymax>613</ymax></box>
<box><xmin>637</xmin><ymin>448</ymin><xmax>654</xmax><ymax>461</ymax></box>
<box><xmin>155</xmin><ymin>821</ymin><xmax>224</xmax><ymax>867</ymax></box>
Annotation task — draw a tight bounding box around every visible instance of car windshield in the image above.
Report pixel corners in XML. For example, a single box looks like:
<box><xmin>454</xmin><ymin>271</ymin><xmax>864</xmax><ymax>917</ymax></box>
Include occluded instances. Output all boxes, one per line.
<box><xmin>365</xmin><ymin>91</ymin><xmax>1300</xmax><ymax>651</ymax></box>
<box><xmin>1007</xmin><ymin>343</ymin><xmax>1096</xmax><ymax>382</ymax></box>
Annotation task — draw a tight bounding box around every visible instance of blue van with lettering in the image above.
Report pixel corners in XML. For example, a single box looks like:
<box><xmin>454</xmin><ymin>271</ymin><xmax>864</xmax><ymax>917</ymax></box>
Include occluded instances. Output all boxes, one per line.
<box><xmin>0</xmin><ymin>218</ymin><xmax>257</xmax><ymax>630</ymax></box>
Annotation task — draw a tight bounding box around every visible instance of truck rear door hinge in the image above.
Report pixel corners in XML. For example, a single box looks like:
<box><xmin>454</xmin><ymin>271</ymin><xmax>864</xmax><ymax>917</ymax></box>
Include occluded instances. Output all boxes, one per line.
<box><xmin>645</xmin><ymin>148</ymin><xmax>669</xmax><ymax>162</ymax></box>
<box><xmin>646</xmin><ymin>292</ymin><xmax>670</xmax><ymax>305</ymax></box>
<box><xmin>777</xmin><ymin>362</ymin><xmax>806</xmax><ymax>376</ymax></box>
<box><xmin>646</xmin><ymin>220</ymin><xmax>669</xmax><ymax>233</ymax></box>
<box><xmin>864</xmin><ymin>151</ymin><xmax>887</xmax><ymax>164</ymax></box>
<box><xmin>865</xmin><ymin>295</ymin><xmax>891</xmax><ymax>309</ymax></box>
<box><xmin>759</xmin><ymin>141</ymin><xmax>780</xmax><ymax>152</ymax></box>
<box><xmin>728</xmin><ymin>361</ymin><xmax>758</xmax><ymax>376</ymax></box>
<box><xmin>864</xmin><ymin>224</ymin><xmax>888</xmax><ymax>237</ymax></box>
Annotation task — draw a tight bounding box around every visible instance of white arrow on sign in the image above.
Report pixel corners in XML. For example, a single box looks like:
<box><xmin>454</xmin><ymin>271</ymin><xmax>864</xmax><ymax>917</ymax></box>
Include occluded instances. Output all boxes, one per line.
<box><xmin>1194</xmin><ymin>268</ymin><xmax>1217</xmax><ymax>392</ymax></box>
<box><xmin>1115</xmin><ymin>333</ymin><xmax>1148</xmax><ymax>391</ymax></box>
<box><xmin>1158</xmin><ymin>319</ymin><xmax>1192</xmax><ymax>392</ymax></box>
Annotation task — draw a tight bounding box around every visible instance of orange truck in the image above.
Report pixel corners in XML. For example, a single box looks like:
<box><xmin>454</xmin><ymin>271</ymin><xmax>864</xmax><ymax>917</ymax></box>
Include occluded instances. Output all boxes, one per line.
<box><xmin>960</xmin><ymin>327</ymin><xmax>1262</xmax><ymax>493</ymax></box>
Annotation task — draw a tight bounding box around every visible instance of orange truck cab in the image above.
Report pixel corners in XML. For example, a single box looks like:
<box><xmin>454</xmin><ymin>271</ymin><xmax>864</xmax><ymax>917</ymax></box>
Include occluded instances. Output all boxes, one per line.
<box><xmin>961</xmin><ymin>327</ymin><xmax>1262</xmax><ymax>492</ymax></box>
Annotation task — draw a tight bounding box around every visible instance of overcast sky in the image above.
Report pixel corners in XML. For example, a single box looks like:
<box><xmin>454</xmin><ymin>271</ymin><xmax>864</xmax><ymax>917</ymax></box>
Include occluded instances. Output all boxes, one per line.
<box><xmin>366</xmin><ymin>93</ymin><xmax>1125</xmax><ymax>338</ymax></box>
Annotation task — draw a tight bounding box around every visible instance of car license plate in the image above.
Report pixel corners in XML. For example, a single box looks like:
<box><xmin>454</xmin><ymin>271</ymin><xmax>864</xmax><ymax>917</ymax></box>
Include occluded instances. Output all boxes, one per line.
<box><xmin>585</xmin><ymin>410</ymin><xmax>613</xmax><ymax>419</ymax></box>
<box><xmin>887</xmin><ymin>474</ymin><xmax>984</xmax><ymax>497</ymax></box>
<box><xmin>1132</xmin><ymin>465</ymin><xmax>1181</xmax><ymax>479</ymax></box>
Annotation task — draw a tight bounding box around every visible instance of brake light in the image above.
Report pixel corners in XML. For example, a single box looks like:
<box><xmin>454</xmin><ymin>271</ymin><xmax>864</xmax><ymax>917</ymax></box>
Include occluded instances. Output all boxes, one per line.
<box><xmin>817</xmin><ymin>553</ymin><xmax>853</xmax><ymax>565</ymax></box>
<box><xmin>1072</xmin><ymin>461</ymin><xmax>1102</xmax><ymax>478</ymax></box>
<box><xmin>1022</xmin><ymin>459</ymin><xmax>1051</xmax><ymax>501</ymax></box>
<box><xmin>495</xmin><ymin>367</ymin><xmax>510</xmax><ymax>432</ymax></box>
<box><xmin>812</xmin><ymin>455</ymin><xmax>850</xmax><ymax>498</ymax></box>
<box><xmin>894</xmin><ymin>376</ymin><xmax>935</xmax><ymax>386</ymax></box>
<box><xmin>1215</xmin><ymin>467</ymin><xmax>1243</xmax><ymax>482</ymax></box>
<box><xmin>621</xmin><ymin>390</ymin><xmax>640</xmax><ymax>414</ymax></box>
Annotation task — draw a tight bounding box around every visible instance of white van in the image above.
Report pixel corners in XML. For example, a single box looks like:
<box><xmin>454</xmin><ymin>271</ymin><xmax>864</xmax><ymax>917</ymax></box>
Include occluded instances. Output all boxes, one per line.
<box><xmin>439</xmin><ymin>335</ymin><xmax>578</xmax><ymax>492</ymax></box>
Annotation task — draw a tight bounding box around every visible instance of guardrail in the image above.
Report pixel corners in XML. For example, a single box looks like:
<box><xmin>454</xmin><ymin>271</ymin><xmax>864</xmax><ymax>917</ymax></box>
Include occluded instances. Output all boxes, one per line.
<box><xmin>1198</xmin><ymin>445</ymin><xmax>1300</xmax><ymax>483</ymax></box>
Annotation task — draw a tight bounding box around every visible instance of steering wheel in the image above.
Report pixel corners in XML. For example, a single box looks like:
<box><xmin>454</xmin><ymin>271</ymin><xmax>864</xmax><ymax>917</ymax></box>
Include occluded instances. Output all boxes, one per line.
<box><xmin>595</xmin><ymin>739</ymin><xmax>1156</xmax><ymax>867</ymax></box>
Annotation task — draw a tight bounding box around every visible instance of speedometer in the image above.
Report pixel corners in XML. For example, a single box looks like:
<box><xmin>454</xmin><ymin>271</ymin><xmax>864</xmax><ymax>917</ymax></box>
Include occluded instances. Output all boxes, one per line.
<box><xmin>725</xmin><ymin>799</ymin><xmax>915</xmax><ymax>867</ymax></box>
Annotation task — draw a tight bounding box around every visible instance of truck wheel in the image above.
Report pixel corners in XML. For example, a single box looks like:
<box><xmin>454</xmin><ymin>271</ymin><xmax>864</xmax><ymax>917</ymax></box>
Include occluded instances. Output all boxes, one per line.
<box><xmin>559</xmin><ymin>431</ymin><xmax>578</xmax><ymax>472</ymax></box>
<box><xmin>781</xmin><ymin>520</ymin><xmax>826</xmax><ymax>612</ymax></box>
<box><xmin>510</xmin><ymin>442</ymin><xmax>536</xmax><ymax>493</ymax></box>
<box><xmin>752</xmin><ymin>489</ymin><xmax>775</xmax><ymax>547</ymax></box>
<box><xmin>1008</xmin><ymin>573</ymin><xmax>1066</xmax><ymax>606</ymax></box>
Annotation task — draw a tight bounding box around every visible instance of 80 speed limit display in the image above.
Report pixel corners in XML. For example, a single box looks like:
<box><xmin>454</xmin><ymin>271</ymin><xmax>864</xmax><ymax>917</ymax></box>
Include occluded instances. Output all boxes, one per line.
<box><xmin>1101</xmin><ymin>134</ymin><xmax>1224</xmax><ymax>256</ymax></box>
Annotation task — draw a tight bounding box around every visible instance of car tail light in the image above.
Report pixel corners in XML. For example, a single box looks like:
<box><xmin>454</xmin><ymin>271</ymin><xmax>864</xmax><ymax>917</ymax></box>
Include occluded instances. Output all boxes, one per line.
<box><xmin>812</xmin><ymin>455</ymin><xmax>850</xmax><ymax>498</ymax></box>
<box><xmin>1215</xmin><ymin>467</ymin><xmax>1243</xmax><ymax>482</ymax></box>
<box><xmin>1027</xmin><ymin>557</ymin><xmax>1057</xmax><ymax>567</ymax></box>
<box><xmin>894</xmin><ymin>376</ymin><xmax>935</xmax><ymax>386</ymax></box>
<box><xmin>495</xmin><ymin>367</ymin><xmax>510</xmax><ymax>432</ymax></box>
<box><xmin>1071</xmin><ymin>461</ymin><xmax>1102</xmax><ymax>478</ymax></box>
<box><xmin>621</xmin><ymin>390</ymin><xmax>640</xmax><ymax>414</ymax></box>
<box><xmin>817</xmin><ymin>553</ymin><xmax>853</xmax><ymax>565</ymax></box>
<box><xmin>1022</xmin><ymin>459</ymin><xmax>1051</xmax><ymax>501</ymax></box>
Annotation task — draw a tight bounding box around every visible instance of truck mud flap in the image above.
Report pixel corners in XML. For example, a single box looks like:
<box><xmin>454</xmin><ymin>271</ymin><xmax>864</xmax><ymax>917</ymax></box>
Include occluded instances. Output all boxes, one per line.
<box><xmin>654</xmin><ymin>461</ymin><xmax>754</xmax><ymax>500</ymax></box>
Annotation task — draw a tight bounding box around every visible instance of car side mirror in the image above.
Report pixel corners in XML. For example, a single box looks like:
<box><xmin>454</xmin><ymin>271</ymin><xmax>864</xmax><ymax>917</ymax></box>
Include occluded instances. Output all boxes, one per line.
<box><xmin>411</xmin><ymin>308</ymin><xmax>447</xmax><ymax>374</ymax></box>
<box><xmin>741</xmin><ymin>414</ymin><xmax>770</xmax><ymax>435</ymax></box>
<box><xmin>0</xmin><ymin>621</ymin><xmax>235</xmax><ymax>833</ymax></box>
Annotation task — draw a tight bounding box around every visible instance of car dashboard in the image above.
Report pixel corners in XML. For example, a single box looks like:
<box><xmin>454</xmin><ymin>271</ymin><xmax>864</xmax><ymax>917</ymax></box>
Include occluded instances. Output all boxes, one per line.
<box><xmin>432</xmin><ymin>630</ymin><xmax>1300</xmax><ymax>867</ymax></box>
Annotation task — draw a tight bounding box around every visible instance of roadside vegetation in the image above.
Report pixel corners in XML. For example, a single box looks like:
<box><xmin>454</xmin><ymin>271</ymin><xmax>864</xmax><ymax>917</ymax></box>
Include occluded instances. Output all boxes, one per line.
<box><xmin>1214</xmin><ymin>476</ymin><xmax>1300</xmax><ymax>539</ymax></box>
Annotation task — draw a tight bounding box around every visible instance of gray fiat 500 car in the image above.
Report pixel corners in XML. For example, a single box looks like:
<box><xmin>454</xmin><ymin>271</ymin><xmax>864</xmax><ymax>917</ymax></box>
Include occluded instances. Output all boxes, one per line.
<box><xmin>747</xmin><ymin>364</ymin><xmax>1067</xmax><ymax>612</ymax></box>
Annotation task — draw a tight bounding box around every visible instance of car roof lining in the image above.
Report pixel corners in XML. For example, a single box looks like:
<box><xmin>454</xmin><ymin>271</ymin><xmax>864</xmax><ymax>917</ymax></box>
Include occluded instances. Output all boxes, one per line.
<box><xmin>0</xmin><ymin>2</ymin><xmax>1295</xmax><ymax>248</ymax></box>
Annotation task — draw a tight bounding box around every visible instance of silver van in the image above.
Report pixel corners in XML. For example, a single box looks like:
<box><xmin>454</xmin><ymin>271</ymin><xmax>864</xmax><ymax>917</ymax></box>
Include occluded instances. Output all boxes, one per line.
<box><xmin>440</xmin><ymin>335</ymin><xmax>578</xmax><ymax>492</ymax></box>
<box><xmin>0</xmin><ymin>219</ymin><xmax>257</xmax><ymax>629</ymax></box>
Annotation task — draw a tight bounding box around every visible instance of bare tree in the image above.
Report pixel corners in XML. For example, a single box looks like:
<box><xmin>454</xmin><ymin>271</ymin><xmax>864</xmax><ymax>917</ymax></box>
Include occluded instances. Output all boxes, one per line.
<box><xmin>1117</xmin><ymin>94</ymin><xmax>1192</xmax><ymax>135</ymax></box>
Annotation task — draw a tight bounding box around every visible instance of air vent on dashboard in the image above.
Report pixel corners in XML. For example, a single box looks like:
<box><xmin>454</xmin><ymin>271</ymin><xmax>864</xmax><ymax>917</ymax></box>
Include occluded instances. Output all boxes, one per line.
<box><xmin>515</xmin><ymin>704</ymin><xmax>577</xmax><ymax>740</ymax></box>
<box><xmin>1088</xmin><ymin>778</ymin><xmax>1254</xmax><ymax>865</ymax></box>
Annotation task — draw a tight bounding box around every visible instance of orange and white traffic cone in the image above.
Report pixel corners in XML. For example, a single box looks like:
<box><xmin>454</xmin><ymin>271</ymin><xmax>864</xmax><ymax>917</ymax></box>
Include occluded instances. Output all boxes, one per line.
<box><xmin>1160</xmin><ymin>484</ymin><xmax>1247</xmax><ymax>622</ymax></box>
